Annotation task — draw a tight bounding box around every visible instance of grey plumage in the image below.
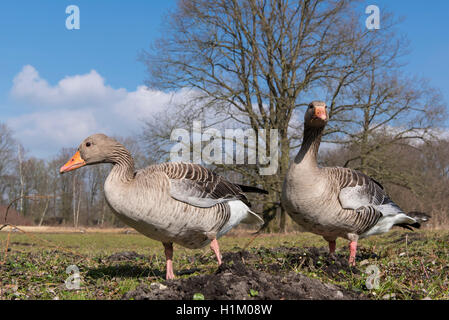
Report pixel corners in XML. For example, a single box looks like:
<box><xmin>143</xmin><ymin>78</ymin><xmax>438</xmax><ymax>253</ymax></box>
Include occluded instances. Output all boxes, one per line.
<box><xmin>282</xmin><ymin>101</ymin><xmax>428</xmax><ymax>264</ymax></box>
<box><xmin>329</xmin><ymin>166</ymin><xmax>408</xmax><ymax>234</ymax></box>
<box><xmin>165</xmin><ymin>162</ymin><xmax>251</xmax><ymax>208</ymax></box>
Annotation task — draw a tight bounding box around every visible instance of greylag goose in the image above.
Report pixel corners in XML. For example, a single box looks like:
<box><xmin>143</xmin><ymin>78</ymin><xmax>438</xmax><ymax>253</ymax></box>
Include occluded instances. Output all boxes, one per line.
<box><xmin>282</xmin><ymin>101</ymin><xmax>430</xmax><ymax>266</ymax></box>
<box><xmin>60</xmin><ymin>134</ymin><xmax>266</xmax><ymax>279</ymax></box>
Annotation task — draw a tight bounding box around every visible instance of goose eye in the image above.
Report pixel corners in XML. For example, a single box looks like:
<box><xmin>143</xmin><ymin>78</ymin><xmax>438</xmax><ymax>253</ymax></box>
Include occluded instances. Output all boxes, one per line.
<box><xmin>86</xmin><ymin>142</ymin><xmax>91</xmax><ymax>147</ymax></box>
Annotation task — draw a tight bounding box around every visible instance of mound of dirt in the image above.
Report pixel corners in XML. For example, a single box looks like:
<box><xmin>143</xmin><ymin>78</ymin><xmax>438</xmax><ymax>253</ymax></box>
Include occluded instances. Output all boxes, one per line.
<box><xmin>122</xmin><ymin>253</ymin><xmax>364</xmax><ymax>300</ymax></box>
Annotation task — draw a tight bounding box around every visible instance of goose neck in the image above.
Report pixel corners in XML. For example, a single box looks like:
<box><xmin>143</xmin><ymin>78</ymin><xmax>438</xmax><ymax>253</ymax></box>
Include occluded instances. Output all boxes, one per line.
<box><xmin>294</xmin><ymin>125</ymin><xmax>324</xmax><ymax>168</ymax></box>
<box><xmin>109</xmin><ymin>146</ymin><xmax>135</xmax><ymax>182</ymax></box>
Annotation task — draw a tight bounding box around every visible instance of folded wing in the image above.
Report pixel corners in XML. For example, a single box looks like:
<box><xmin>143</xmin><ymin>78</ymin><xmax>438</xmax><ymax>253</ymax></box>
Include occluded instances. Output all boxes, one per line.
<box><xmin>162</xmin><ymin>162</ymin><xmax>250</xmax><ymax>208</ymax></box>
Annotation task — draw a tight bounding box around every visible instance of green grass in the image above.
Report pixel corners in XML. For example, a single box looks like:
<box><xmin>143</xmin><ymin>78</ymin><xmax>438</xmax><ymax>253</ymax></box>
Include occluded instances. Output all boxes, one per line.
<box><xmin>0</xmin><ymin>229</ymin><xmax>448</xmax><ymax>300</ymax></box>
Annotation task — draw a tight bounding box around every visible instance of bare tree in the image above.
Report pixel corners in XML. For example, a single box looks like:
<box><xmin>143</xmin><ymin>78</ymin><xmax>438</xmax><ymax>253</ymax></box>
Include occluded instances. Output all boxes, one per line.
<box><xmin>53</xmin><ymin>148</ymin><xmax>79</xmax><ymax>224</ymax></box>
<box><xmin>17</xmin><ymin>145</ymin><xmax>25</xmax><ymax>214</ymax></box>
<box><xmin>324</xmin><ymin>57</ymin><xmax>445</xmax><ymax>184</ymax></box>
<box><xmin>0</xmin><ymin>123</ymin><xmax>16</xmax><ymax>203</ymax></box>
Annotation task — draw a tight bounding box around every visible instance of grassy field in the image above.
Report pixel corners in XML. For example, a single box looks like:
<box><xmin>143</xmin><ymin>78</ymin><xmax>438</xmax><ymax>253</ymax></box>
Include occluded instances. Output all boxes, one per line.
<box><xmin>0</xmin><ymin>228</ymin><xmax>448</xmax><ymax>300</ymax></box>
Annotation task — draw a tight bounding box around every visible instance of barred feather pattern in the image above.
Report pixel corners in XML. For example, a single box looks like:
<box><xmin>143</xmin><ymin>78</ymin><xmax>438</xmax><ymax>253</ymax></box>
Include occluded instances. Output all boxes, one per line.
<box><xmin>104</xmin><ymin>162</ymin><xmax>250</xmax><ymax>248</ymax></box>
<box><xmin>327</xmin><ymin>167</ymin><xmax>393</xmax><ymax>208</ymax></box>
<box><xmin>337</xmin><ymin>206</ymin><xmax>382</xmax><ymax>235</ymax></box>
<box><xmin>153</xmin><ymin>162</ymin><xmax>250</xmax><ymax>206</ymax></box>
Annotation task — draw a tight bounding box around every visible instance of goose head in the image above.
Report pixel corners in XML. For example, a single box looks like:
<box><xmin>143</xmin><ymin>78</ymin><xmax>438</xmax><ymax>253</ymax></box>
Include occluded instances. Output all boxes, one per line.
<box><xmin>59</xmin><ymin>134</ymin><xmax>121</xmax><ymax>173</ymax></box>
<box><xmin>304</xmin><ymin>101</ymin><xmax>328</xmax><ymax>128</ymax></box>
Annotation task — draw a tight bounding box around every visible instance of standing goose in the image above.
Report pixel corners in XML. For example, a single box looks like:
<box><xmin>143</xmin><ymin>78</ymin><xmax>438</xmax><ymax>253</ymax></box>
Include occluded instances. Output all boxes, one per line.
<box><xmin>282</xmin><ymin>101</ymin><xmax>429</xmax><ymax>265</ymax></box>
<box><xmin>60</xmin><ymin>134</ymin><xmax>265</xmax><ymax>279</ymax></box>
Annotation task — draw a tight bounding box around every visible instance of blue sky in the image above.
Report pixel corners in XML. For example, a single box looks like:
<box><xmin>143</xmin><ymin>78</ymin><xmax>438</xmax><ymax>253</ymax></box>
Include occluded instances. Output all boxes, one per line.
<box><xmin>0</xmin><ymin>0</ymin><xmax>448</xmax><ymax>158</ymax></box>
<box><xmin>371</xmin><ymin>1</ymin><xmax>449</xmax><ymax>98</ymax></box>
<box><xmin>0</xmin><ymin>1</ymin><xmax>175</xmax><ymax>94</ymax></box>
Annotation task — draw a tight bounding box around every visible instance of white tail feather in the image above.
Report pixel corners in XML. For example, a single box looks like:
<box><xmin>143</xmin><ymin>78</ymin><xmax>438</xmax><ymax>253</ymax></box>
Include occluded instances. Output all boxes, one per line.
<box><xmin>217</xmin><ymin>201</ymin><xmax>263</xmax><ymax>238</ymax></box>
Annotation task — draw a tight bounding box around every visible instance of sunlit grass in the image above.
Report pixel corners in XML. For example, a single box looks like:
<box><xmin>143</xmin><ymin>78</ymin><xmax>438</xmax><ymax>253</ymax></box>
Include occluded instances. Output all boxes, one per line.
<box><xmin>0</xmin><ymin>229</ymin><xmax>448</xmax><ymax>300</ymax></box>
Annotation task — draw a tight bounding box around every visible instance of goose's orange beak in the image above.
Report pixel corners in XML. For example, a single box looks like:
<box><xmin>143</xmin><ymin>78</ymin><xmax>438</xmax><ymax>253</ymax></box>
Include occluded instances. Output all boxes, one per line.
<box><xmin>60</xmin><ymin>151</ymin><xmax>86</xmax><ymax>174</ymax></box>
<box><xmin>314</xmin><ymin>106</ymin><xmax>327</xmax><ymax>121</ymax></box>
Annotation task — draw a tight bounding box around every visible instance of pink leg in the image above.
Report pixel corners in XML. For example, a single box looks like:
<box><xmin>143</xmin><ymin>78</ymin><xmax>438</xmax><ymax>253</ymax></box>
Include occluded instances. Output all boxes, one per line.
<box><xmin>348</xmin><ymin>241</ymin><xmax>357</xmax><ymax>266</ymax></box>
<box><xmin>328</xmin><ymin>240</ymin><xmax>336</xmax><ymax>254</ymax></box>
<box><xmin>210</xmin><ymin>238</ymin><xmax>222</xmax><ymax>265</ymax></box>
<box><xmin>163</xmin><ymin>242</ymin><xmax>175</xmax><ymax>280</ymax></box>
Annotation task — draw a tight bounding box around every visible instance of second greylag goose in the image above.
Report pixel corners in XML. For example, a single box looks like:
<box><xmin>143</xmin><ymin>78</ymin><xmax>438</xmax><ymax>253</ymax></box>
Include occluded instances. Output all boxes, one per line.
<box><xmin>282</xmin><ymin>101</ymin><xmax>429</xmax><ymax>265</ymax></box>
<box><xmin>60</xmin><ymin>134</ymin><xmax>266</xmax><ymax>279</ymax></box>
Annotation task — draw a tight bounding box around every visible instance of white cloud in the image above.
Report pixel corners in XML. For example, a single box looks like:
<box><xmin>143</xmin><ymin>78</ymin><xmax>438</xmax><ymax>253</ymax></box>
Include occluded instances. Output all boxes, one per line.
<box><xmin>11</xmin><ymin>65</ymin><xmax>125</xmax><ymax>107</ymax></box>
<box><xmin>8</xmin><ymin>110</ymin><xmax>100</xmax><ymax>154</ymax></box>
<box><xmin>7</xmin><ymin>65</ymin><xmax>188</xmax><ymax>157</ymax></box>
<box><xmin>113</xmin><ymin>86</ymin><xmax>179</xmax><ymax>122</ymax></box>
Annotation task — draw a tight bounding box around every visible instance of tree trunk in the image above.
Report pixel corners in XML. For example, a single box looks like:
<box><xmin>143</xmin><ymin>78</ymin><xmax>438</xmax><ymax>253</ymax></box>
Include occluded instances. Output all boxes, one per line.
<box><xmin>18</xmin><ymin>146</ymin><xmax>24</xmax><ymax>215</ymax></box>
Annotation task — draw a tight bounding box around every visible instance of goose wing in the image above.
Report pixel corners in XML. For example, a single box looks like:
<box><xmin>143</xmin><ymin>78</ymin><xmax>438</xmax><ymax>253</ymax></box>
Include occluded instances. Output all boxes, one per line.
<box><xmin>329</xmin><ymin>167</ymin><xmax>404</xmax><ymax>216</ymax></box>
<box><xmin>160</xmin><ymin>162</ymin><xmax>250</xmax><ymax>208</ymax></box>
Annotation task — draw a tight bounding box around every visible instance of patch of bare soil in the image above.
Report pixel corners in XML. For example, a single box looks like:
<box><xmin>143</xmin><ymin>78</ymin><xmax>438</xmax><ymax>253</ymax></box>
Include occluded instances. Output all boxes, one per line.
<box><xmin>123</xmin><ymin>248</ymin><xmax>365</xmax><ymax>300</ymax></box>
